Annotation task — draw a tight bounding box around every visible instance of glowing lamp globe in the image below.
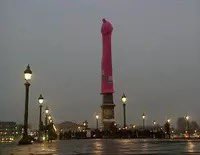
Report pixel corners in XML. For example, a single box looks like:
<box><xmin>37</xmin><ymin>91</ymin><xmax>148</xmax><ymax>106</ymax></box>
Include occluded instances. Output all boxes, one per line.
<box><xmin>38</xmin><ymin>94</ymin><xmax>44</xmax><ymax>104</ymax></box>
<box><xmin>142</xmin><ymin>113</ymin><xmax>146</xmax><ymax>119</ymax></box>
<box><xmin>24</xmin><ymin>65</ymin><xmax>32</xmax><ymax>81</ymax></box>
<box><xmin>45</xmin><ymin>107</ymin><xmax>49</xmax><ymax>114</ymax></box>
<box><xmin>121</xmin><ymin>93</ymin><xmax>127</xmax><ymax>104</ymax></box>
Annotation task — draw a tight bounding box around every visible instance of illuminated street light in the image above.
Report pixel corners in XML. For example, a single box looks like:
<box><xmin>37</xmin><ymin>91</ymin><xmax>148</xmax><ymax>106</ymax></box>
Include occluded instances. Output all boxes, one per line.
<box><xmin>152</xmin><ymin>120</ymin><xmax>157</xmax><ymax>138</ymax></box>
<box><xmin>45</xmin><ymin>106</ymin><xmax>49</xmax><ymax>141</ymax></box>
<box><xmin>45</xmin><ymin>106</ymin><xmax>49</xmax><ymax>115</ymax></box>
<box><xmin>186</xmin><ymin>115</ymin><xmax>189</xmax><ymax>121</ymax></box>
<box><xmin>19</xmin><ymin>65</ymin><xmax>32</xmax><ymax>145</ymax></box>
<box><xmin>38</xmin><ymin>94</ymin><xmax>44</xmax><ymax>104</ymax></box>
<box><xmin>121</xmin><ymin>93</ymin><xmax>127</xmax><ymax>128</ymax></box>
<box><xmin>185</xmin><ymin>115</ymin><xmax>190</xmax><ymax>138</ymax></box>
<box><xmin>24</xmin><ymin>65</ymin><xmax>32</xmax><ymax>81</ymax></box>
<box><xmin>48</xmin><ymin>115</ymin><xmax>51</xmax><ymax>120</ymax></box>
<box><xmin>96</xmin><ymin>115</ymin><xmax>99</xmax><ymax>129</ymax></box>
<box><xmin>83</xmin><ymin>121</ymin><xmax>88</xmax><ymax>130</ymax></box>
<box><xmin>38</xmin><ymin>94</ymin><xmax>44</xmax><ymax>141</ymax></box>
<box><xmin>142</xmin><ymin>113</ymin><xmax>146</xmax><ymax>129</ymax></box>
<box><xmin>121</xmin><ymin>93</ymin><xmax>127</xmax><ymax>103</ymax></box>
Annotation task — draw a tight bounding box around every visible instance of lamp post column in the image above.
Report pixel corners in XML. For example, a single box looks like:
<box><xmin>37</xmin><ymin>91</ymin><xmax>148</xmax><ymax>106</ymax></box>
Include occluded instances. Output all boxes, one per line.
<box><xmin>96</xmin><ymin>115</ymin><xmax>99</xmax><ymax>130</ymax></box>
<box><xmin>45</xmin><ymin>114</ymin><xmax>48</xmax><ymax>140</ymax></box>
<box><xmin>39</xmin><ymin>105</ymin><xmax>42</xmax><ymax>129</ymax></box>
<box><xmin>123</xmin><ymin>103</ymin><xmax>126</xmax><ymax>128</ymax></box>
<box><xmin>39</xmin><ymin>105</ymin><xmax>42</xmax><ymax>137</ymax></box>
<box><xmin>121</xmin><ymin>93</ymin><xmax>127</xmax><ymax>128</ymax></box>
<box><xmin>142</xmin><ymin>113</ymin><xmax>146</xmax><ymax>130</ymax></box>
<box><xmin>185</xmin><ymin>115</ymin><xmax>190</xmax><ymax>138</ymax></box>
<box><xmin>38</xmin><ymin>94</ymin><xmax>44</xmax><ymax>141</ymax></box>
<box><xmin>96</xmin><ymin>118</ymin><xmax>98</xmax><ymax>129</ymax></box>
<box><xmin>23</xmin><ymin>81</ymin><xmax>30</xmax><ymax>138</ymax></box>
<box><xmin>143</xmin><ymin>118</ymin><xmax>144</xmax><ymax>129</ymax></box>
<box><xmin>19</xmin><ymin>65</ymin><xmax>32</xmax><ymax>145</ymax></box>
<box><xmin>45</xmin><ymin>106</ymin><xmax>49</xmax><ymax>141</ymax></box>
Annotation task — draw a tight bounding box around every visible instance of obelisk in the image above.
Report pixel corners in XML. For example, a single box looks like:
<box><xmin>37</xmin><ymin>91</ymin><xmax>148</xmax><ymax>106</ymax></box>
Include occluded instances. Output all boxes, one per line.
<box><xmin>101</xmin><ymin>19</ymin><xmax>115</xmax><ymax>131</ymax></box>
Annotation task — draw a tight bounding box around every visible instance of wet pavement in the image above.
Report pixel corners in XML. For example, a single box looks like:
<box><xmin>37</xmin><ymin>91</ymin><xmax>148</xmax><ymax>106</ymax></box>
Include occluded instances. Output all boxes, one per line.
<box><xmin>1</xmin><ymin>139</ymin><xmax>200</xmax><ymax>155</ymax></box>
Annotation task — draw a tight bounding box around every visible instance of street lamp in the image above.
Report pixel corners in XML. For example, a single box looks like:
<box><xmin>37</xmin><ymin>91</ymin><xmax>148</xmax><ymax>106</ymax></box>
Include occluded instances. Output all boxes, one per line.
<box><xmin>48</xmin><ymin>115</ymin><xmax>52</xmax><ymax>124</ymax></box>
<box><xmin>164</xmin><ymin>118</ymin><xmax>171</xmax><ymax>139</ymax></box>
<box><xmin>121</xmin><ymin>93</ymin><xmax>127</xmax><ymax>128</ymax></box>
<box><xmin>142</xmin><ymin>113</ymin><xmax>146</xmax><ymax>129</ymax></box>
<box><xmin>95</xmin><ymin>115</ymin><xmax>99</xmax><ymax>129</ymax></box>
<box><xmin>48</xmin><ymin>115</ymin><xmax>51</xmax><ymax>120</ymax></box>
<box><xmin>45</xmin><ymin>106</ymin><xmax>49</xmax><ymax>141</ymax></box>
<box><xmin>45</xmin><ymin>107</ymin><xmax>49</xmax><ymax>115</ymax></box>
<box><xmin>83</xmin><ymin>120</ymin><xmax>88</xmax><ymax>130</ymax></box>
<box><xmin>152</xmin><ymin>120</ymin><xmax>157</xmax><ymax>138</ymax></box>
<box><xmin>153</xmin><ymin>120</ymin><xmax>156</xmax><ymax>130</ymax></box>
<box><xmin>186</xmin><ymin>115</ymin><xmax>189</xmax><ymax>121</ymax></box>
<box><xmin>19</xmin><ymin>65</ymin><xmax>32</xmax><ymax>145</ymax></box>
<box><xmin>185</xmin><ymin>115</ymin><xmax>190</xmax><ymax>137</ymax></box>
<box><xmin>38</xmin><ymin>94</ymin><xmax>44</xmax><ymax>141</ymax></box>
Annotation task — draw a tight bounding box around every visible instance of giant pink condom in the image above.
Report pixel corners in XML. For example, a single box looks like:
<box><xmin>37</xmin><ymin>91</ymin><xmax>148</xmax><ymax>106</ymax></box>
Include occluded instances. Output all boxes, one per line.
<box><xmin>101</xmin><ymin>19</ymin><xmax>114</xmax><ymax>94</ymax></box>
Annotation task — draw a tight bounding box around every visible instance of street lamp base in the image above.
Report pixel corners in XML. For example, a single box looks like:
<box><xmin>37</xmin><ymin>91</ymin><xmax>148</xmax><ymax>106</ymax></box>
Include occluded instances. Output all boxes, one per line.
<box><xmin>18</xmin><ymin>136</ymin><xmax>33</xmax><ymax>145</ymax></box>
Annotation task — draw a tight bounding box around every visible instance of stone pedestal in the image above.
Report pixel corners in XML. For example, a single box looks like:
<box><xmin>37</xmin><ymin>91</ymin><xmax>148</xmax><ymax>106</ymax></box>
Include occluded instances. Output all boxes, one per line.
<box><xmin>101</xmin><ymin>93</ymin><xmax>115</xmax><ymax>131</ymax></box>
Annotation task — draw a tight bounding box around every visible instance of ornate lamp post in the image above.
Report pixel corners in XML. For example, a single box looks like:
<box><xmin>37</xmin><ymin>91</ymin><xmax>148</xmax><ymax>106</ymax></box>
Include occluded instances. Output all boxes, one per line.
<box><xmin>121</xmin><ymin>93</ymin><xmax>127</xmax><ymax>128</ymax></box>
<box><xmin>45</xmin><ymin>106</ymin><xmax>49</xmax><ymax>141</ymax></box>
<box><xmin>153</xmin><ymin>120</ymin><xmax>157</xmax><ymax>130</ymax></box>
<box><xmin>142</xmin><ymin>113</ymin><xmax>146</xmax><ymax>129</ymax></box>
<box><xmin>19</xmin><ymin>65</ymin><xmax>32</xmax><ymax>145</ymax></box>
<box><xmin>38</xmin><ymin>94</ymin><xmax>44</xmax><ymax>141</ymax></box>
<box><xmin>185</xmin><ymin>115</ymin><xmax>190</xmax><ymax>138</ymax></box>
<box><xmin>166</xmin><ymin>119</ymin><xmax>171</xmax><ymax>138</ymax></box>
<box><xmin>96</xmin><ymin>115</ymin><xmax>99</xmax><ymax>129</ymax></box>
<box><xmin>83</xmin><ymin>120</ymin><xmax>88</xmax><ymax>131</ymax></box>
<box><xmin>152</xmin><ymin>120</ymin><xmax>156</xmax><ymax>138</ymax></box>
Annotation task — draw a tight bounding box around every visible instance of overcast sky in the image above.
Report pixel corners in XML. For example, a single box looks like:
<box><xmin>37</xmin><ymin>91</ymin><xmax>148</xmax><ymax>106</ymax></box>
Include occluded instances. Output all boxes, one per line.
<box><xmin>0</xmin><ymin>0</ymin><xmax>200</xmax><ymax>128</ymax></box>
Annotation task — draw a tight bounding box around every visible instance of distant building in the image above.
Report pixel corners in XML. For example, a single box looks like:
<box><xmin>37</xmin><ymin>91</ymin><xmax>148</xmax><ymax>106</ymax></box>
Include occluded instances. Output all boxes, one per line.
<box><xmin>56</xmin><ymin>121</ymin><xmax>80</xmax><ymax>132</ymax></box>
<box><xmin>56</xmin><ymin>121</ymin><xmax>90</xmax><ymax>132</ymax></box>
<box><xmin>0</xmin><ymin>122</ymin><xmax>19</xmax><ymax>142</ymax></box>
<box><xmin>0</xmin><ymin>121</ymin><xmax>17</xmax><ymax>129</ymax></box>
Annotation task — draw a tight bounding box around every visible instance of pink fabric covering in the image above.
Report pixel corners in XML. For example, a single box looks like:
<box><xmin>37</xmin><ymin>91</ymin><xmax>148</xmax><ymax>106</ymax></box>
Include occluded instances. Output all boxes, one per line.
<box><xmin>101</xmin><ymin>19</ymin><xmax>114</xmax><ymax>94</ymax></box>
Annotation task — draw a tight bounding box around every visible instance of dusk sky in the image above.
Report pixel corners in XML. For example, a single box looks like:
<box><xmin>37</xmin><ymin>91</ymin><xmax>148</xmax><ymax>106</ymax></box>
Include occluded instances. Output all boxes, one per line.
<box><xmin>0</xmin><ymin>0</ymin><xmax>200</xmax><ymax>128</ymax></box>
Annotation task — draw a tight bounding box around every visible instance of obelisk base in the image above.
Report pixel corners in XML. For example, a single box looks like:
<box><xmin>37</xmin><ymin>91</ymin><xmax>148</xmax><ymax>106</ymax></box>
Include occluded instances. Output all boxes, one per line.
<box><xmin>101</xmin><ymin>93</ymin><xmax>115</xmax><ymax>131</ymax></box>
